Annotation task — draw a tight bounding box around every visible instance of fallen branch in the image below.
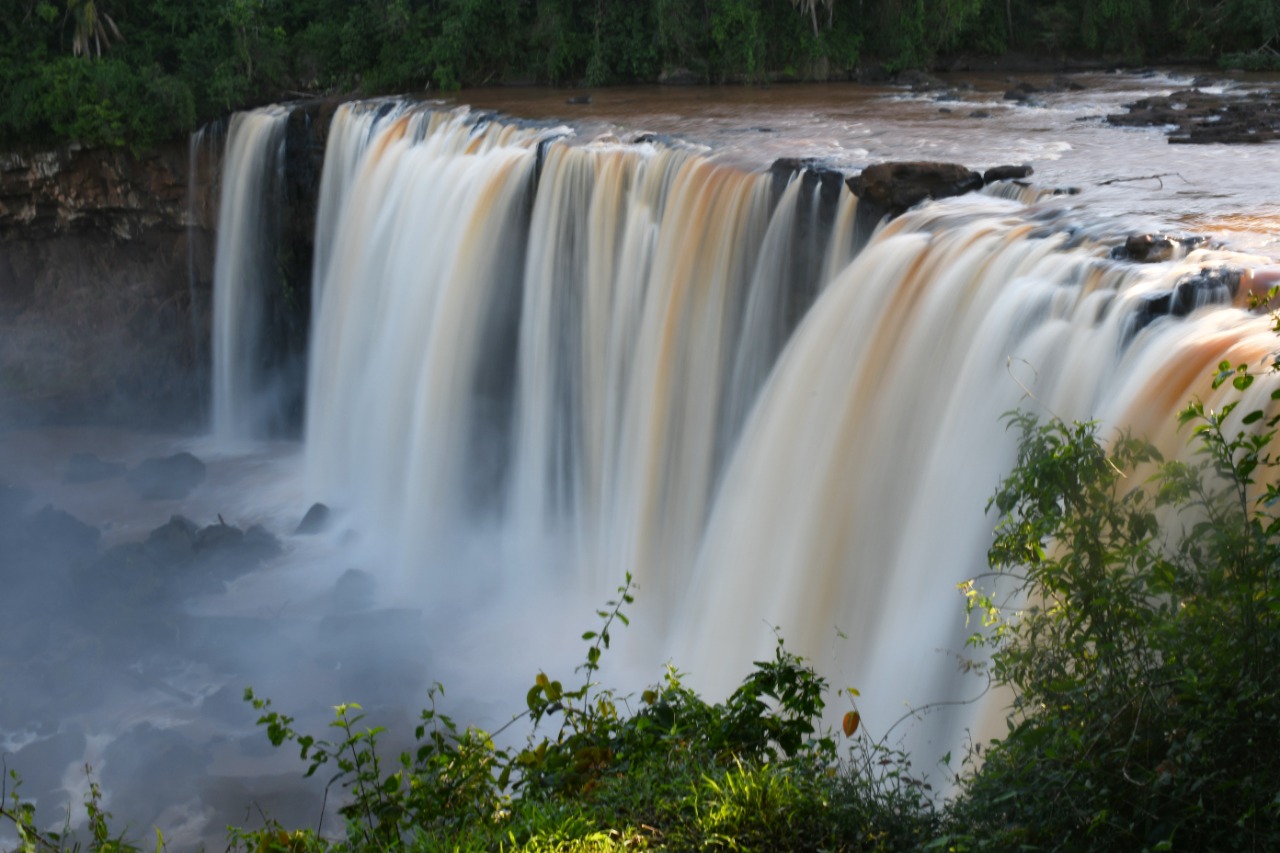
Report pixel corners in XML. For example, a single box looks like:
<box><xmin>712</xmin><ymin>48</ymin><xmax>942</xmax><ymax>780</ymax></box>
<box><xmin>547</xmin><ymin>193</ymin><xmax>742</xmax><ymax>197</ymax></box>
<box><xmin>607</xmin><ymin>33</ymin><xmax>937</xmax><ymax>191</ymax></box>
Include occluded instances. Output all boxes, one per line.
<box><xmin>1098</xmin><ymin>172</ymin><xmax>1184</xmax><ymax>189</ymax></box>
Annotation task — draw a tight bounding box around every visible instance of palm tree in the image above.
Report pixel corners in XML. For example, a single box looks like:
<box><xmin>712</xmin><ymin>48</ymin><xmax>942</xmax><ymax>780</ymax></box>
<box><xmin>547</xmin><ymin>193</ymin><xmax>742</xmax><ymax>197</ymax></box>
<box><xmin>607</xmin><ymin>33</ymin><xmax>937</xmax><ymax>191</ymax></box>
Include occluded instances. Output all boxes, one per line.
<box><xmin>65</xmin><ymin>0</ymin><xmax>123</xmax><ymax>58</ymax></box>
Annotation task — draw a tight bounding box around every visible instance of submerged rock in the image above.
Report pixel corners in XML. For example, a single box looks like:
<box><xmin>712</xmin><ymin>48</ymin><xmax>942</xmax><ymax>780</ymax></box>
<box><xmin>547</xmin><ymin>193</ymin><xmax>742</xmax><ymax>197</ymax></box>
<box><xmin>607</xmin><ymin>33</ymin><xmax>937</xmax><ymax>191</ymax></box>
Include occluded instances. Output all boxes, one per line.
<box><xmin>848</xmin><ymin>161</ymin><xmax>984</xmax><ymax>219</ymax></box>
<box><xmin>127</xmin><ymin>452</ymin><xmax>206</xmax><ymax>500</ymax></box>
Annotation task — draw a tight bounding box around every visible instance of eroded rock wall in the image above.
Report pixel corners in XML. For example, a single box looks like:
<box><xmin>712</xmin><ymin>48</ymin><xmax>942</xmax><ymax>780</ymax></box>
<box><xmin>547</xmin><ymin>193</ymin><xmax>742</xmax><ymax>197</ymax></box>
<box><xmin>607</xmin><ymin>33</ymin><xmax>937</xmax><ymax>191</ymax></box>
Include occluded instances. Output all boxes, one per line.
<box><xmin>0</xmin><ymin>142</ymin><xmax>216</xmax><ymax>428</ymax></box>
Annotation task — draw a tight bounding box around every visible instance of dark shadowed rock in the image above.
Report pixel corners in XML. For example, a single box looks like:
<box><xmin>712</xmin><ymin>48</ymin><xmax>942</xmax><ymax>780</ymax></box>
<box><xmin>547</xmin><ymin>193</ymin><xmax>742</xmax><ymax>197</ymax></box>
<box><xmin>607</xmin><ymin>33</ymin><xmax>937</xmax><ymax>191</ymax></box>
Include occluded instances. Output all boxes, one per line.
<box><xmin>331</xmin><ymin>568</ymin><xmax>376</xmax><ymax>613</ymax></box>
<box><xmin>143</xmin><ymin>514</ymin><xmax>199</xmax><ymax>565</ymax></box>
<box><xmin>196</xmin><ymin>521</ymin><xmax>244</xmax><ymax>552</ymax></box>
<box><xmin>1113</xmin><ymin>233</ymin><xmax>1209</xmax><ymax>263</ymax></box>
<box><xmin>1127</xmin><ymin>266</ymin><xmax>1241</xmax><ymax>338</ymax></box>
<box><xmin>969</xmin><ymin>110</ymin><xmax>991</xmax><ymax>119</ymax></box>
<box><xmin>565</xmin><ymin>93</ymin><xmax>592</xmax><ymax>105</ymax></box>
<box><xmin>848</xmin><ymin>161</ymin><xmax>984</xmax><ymax>218</ymax></box>
<box><xmin>63</xmin><ymin>452</ymin><xmax>126</xmax><ymax>484</ymax></box>
<box><xmin>126</xmin><ymin>452</ymin><xmax>206</xmax><ymax>500</ymax></box>
<box><xmin>295</xmin><ymin>502</ymin><xmax>332</xmax><ymax>535</ymax></box>
<box><xmin>1108</xmin><ymin>88</ymin><xmax>1280</xmax><ymax>144</ymax></box>
<box><xmin>984</xmin><ymin>164</ymin><xmax>1034</xmax><ymax>183</ymax></box>
<box><xmin>243</xmin><ymin>524</ymin><xmax>283</xmax><ymax>561</ymax></box>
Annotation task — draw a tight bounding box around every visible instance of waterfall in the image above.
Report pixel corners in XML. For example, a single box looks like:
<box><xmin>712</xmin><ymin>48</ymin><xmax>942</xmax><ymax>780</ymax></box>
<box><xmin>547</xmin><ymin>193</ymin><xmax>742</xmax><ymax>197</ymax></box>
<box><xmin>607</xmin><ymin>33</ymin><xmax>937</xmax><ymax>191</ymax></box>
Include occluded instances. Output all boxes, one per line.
<box><xmin>211</xmin><ymin>105</ymin><xmax>290</xmax><ymax>444</ymax></box>
<box><xmin>259</xmin><ymin>102</ymin><xmax>1278</xmax><ymax>756</ymax></box>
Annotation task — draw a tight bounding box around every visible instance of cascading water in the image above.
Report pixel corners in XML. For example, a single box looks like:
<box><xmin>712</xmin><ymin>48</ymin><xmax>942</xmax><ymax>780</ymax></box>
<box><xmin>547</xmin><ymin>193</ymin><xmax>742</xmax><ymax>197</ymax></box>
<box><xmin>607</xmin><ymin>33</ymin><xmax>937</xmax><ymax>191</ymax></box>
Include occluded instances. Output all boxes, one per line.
<box><xmin>295</xmin><ymin>100</ymin><xmax>1280</xmax><ymax>760</ymax></box>
<box><xmin>211</xmin><ymin>106</ymin><xmax>290</xmax><ymax>445</ymax></box>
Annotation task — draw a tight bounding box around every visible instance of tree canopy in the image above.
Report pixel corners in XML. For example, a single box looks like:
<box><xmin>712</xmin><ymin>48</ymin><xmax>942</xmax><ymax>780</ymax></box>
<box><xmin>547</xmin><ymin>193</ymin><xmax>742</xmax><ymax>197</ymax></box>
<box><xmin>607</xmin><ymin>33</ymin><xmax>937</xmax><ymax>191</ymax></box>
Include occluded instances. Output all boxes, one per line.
<box><xmin>1</xmin><ymin>0</ymin><xmax>1276</xmax><ymax>149</ymax></box>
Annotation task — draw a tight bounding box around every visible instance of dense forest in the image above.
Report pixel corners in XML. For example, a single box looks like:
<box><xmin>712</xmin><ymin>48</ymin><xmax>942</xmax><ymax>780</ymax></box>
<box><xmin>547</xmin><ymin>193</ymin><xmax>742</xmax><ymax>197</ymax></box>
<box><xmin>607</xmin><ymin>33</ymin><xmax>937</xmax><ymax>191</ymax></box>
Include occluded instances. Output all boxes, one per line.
<box><xmin>2</xmin><ymin>0</ymin><xmax>1278</xmax><ymax>149</ymax></box>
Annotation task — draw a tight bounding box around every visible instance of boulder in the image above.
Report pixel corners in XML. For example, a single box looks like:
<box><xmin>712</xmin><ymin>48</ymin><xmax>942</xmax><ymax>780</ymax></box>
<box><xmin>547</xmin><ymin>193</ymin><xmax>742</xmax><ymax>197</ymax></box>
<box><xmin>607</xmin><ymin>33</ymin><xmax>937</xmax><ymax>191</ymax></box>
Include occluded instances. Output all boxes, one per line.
<box><xmin>63</xmin><ymin>452</ymin><xmax>126</xmax><ymax>484</ymax></box>
<box><xmin>126</xmin><ymin>452</ymin><xmax>206</xmax><ymax>500</ymax></box>
<box><xmin>294</xmin><ymin>502</ymin><xmax>332</xmax><ymax>535</ymax></box>
<box><xmin>1128</xmin><ymin>266</ymin><xmax>1241</xmax><ymax>338</ymax></box>
<box><xmin>984</xmin><ymin>164</ymin><xmax>1034</xmax><ymax>183</ymax></box>
<box><xmin>848</xmin><ymin>161</ymin><xmax>984</xmax><ymax>219</ymax></box>
<box><xmin>143</xmin><ymin>514</ymin><xmax>199</xmax><ymax>566</ymax></box>
<box><xmin>1114</xmin><ymin>233</ymin><xmax>1209</xmax><ymax>263</ymax></box>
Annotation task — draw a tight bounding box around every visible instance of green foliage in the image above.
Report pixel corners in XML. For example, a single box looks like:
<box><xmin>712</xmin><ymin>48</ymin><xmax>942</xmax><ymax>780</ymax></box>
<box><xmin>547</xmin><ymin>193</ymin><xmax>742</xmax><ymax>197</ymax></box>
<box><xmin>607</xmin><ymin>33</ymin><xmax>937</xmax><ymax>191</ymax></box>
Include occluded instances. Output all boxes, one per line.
<box><xmin>228</xmin><ymin>573</ymin><xmax>937</xmax><ymax>851</ymax></box>
<box><xmin>952</xmin><ymin>362</ymin><xmax>1280</xmax><ymax>849</ymax></box>
<box><xmin>2</xmin><ymin>764</ymin><xmax>158</xmax><ymax>853</ymax></box>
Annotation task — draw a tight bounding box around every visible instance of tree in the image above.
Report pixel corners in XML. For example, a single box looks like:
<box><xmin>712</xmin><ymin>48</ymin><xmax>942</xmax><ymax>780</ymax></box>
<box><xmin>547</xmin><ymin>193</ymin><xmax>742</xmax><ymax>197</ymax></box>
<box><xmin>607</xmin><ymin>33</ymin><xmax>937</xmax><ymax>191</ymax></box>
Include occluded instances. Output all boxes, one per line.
<box><xmin>64</xmin><ymin>0</ymin><xmax>122</xmax><ymax>58</ymax></box>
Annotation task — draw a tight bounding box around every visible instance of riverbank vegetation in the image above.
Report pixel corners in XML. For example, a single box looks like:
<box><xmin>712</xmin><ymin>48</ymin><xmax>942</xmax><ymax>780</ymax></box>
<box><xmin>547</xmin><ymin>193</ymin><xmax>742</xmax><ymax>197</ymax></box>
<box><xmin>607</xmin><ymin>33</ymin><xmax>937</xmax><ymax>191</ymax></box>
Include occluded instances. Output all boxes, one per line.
<box><xmin>3</xmin><ymin>0</ymin><xmax>1279</xmax><ymax>149</ymax></box>
<box><xmin>4</xmin><ymin>342</ymin><xmax>1279</xmax><ymax>850</ymax></box>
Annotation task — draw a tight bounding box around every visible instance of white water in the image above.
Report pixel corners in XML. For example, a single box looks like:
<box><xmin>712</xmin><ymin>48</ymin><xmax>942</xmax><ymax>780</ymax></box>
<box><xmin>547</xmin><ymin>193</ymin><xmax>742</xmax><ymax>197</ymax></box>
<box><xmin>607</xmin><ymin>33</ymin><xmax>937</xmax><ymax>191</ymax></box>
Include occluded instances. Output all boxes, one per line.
<box><xmin>211</xmin><ymin>106</ymin><xmax>290</xmax><ymax>446</ymax></box>
<box><xmin>300</xmin><ymin>101</ymin><xmax>1280</xmax><ymax>760</ymax></box>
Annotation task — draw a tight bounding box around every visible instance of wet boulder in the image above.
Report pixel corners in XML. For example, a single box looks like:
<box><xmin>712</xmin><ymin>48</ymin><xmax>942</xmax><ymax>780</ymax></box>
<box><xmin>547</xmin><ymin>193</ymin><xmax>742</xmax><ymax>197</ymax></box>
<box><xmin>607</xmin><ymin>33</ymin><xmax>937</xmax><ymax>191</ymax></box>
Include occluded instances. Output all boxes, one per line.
<box><xmin>848</xmin><ymin>161</ymin><xmax>984</xmax><ymax>219</ymax></box>
<box><xmin>143</xmin><ymin>514</ymin><xmax>199</xmax><ymax>565</ymax></box>
<box><xmin>294</xmin><ymin>502</ymin><xmax>332</xmax><ymax>535</ymax></box>
<box><xmin>1127</xmin><ymin>266</ymin><xmax>1241</xmax><ymax>338</ymax></box>
<box><xmin>191</xmin><ymin>519</ymin><xmax>282</xmax><ymax>583</ymax></box>
<box><xmin>1113</xmin><ymin>233</ymin><xmax>1209</xmax><ymax>263</ymax></box>
<box><xmin>983</xmin><ymin>164</ymin><xmax>1034</xmax><ymax>183</ymax></box>
<box><xmin>126</xmin><ymin>452</ymin><xmax>206</xmax><ymax>500</ymax></box>
<box><xmin>330</xmin><ymin>568</ymin><xmax>376</xmax><ymax>613</ymax></box>
<box><xmin>63</xmin><ymin>452</ymin><xmax>126</xmax><ymax>484</ymax></box>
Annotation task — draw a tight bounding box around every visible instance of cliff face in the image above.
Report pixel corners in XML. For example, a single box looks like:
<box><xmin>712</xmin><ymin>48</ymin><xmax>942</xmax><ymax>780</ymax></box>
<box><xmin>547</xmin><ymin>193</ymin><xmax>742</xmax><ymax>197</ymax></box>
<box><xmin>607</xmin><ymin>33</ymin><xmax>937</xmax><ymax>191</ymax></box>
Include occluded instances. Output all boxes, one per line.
<box><xmin>0</xmin><ymin>141</ymin><xmax>217</xmax><ymax>428</ymax></box>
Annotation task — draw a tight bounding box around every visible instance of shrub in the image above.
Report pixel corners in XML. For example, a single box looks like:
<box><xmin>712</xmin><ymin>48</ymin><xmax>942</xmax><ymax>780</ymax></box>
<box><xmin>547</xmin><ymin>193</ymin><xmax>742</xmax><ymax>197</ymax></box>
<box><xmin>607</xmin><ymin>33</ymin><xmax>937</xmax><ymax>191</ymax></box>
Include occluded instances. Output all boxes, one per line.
<box><xmin>951</xmin><ymin>357</ymin><xmax>1280</xmax><ymax>849</ymax></box>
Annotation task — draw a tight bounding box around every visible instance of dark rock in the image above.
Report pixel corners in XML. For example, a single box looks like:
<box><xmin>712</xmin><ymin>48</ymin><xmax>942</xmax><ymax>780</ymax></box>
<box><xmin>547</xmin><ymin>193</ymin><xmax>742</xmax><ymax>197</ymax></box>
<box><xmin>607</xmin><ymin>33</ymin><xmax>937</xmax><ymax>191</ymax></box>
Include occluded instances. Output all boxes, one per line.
<box><xmin>243</xmin><ymin>524</ymin><xmax>283</xmax><ymax>560</ymax></box>
<box><xmin>126</xmin><ymin>452</ymin><xmax>206</xmax><ymax>500</ymax></box>
<box><xmin>1108</xmin><ymin>88</ymin><xmax>1280</xmax><ymax>144</ymax></box>
<box><xmin>1054</xmin><ymin>75</ymin><xmax>1087</xmax><ymax>91</ymax></box>
<box><xmin>984</xmin><ymin>164</ymin><xmax>1034</xmax><ymax>183</ymax></box>
<box><xmin>331</xmin><ymin>568</ymin><xmax>376</xmax><ymax>613</ymax></box>
<box><xmin>196</xmin><ymin>521</ymin><xmax>244</xmax><ymax>552</ymax></box>
<box><xmin>565</xmin><ymin>93</ymin><xmax>592</xmax><ymax>105</ymax></box>
<box><xmin>848</xmin><ymin>161</ymin><xmax>984</xmax><ymax>218</ymax></box>
<box><xmin>895</xmin><ymin>69</ymin><xmax>946</xmax><ymax>92</ymax></box>
<box><xmin>143</xmin><ymin>514</ymin><xmax>198</xmax><ymax>566</ymax></box>
<box><xmin>295</xmin><ymin>502</ymin><xmax>332</xmax><ymax>535</ymax></box>
<box><xmin>1128</xmin><ymin>266</ymin><xmax>1240</xmax><ymax>337</ymax></box>
<box><xmin>63</xmin><ymin>452</ymin><xmax>126</xmax><ymax>484</ymax></box>
<box><xmin>1114</xmin><ymin>233</ymin><xmax>1209</xmax><ymax>263</ymax></box>
<box><xmin>969</xmin><ymin>110</ymin><xmax>991</xmax><ymax>119</ymax></box>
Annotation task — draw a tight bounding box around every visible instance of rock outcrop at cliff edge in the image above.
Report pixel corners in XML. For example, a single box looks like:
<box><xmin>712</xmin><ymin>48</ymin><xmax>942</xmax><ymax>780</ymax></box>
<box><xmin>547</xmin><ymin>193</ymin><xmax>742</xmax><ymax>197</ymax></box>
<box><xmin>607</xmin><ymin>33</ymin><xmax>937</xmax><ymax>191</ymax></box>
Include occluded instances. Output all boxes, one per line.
<box><xmin>847</xmin><ymin>162</ymin><xmax>985</xmax><ymax>218</ymax></box>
